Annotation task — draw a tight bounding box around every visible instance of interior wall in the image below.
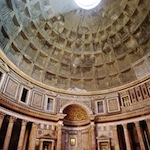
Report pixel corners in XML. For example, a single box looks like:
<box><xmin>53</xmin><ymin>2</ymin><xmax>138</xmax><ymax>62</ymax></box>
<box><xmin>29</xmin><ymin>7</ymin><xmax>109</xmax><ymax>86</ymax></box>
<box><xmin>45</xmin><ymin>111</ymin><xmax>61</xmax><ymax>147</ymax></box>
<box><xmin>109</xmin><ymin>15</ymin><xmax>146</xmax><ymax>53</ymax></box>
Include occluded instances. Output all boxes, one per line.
<box><xmin>62</xmin><ymin>126</ymin><xmax>91</xmax><ymax>150</ymax></box>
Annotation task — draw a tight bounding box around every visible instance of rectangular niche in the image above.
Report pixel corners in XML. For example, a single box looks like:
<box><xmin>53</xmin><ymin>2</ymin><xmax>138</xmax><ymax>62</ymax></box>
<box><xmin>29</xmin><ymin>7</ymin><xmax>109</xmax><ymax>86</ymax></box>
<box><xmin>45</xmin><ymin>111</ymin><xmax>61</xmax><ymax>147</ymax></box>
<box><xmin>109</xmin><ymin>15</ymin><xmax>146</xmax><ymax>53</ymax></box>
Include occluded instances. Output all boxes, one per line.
<box><xmin>19</xmin><ymin>85</ymin><xmax>31</xmax><ymax>105</ymax></box>
<box><xmin>97</xmin><ymin>135</ymin><xmax>111</xmax><ymax>150</ymax></box>
<box><xmin>3</xmin><ymin>76</ymin><xmax>19</xmax><ymax>100</ymax></box>
<box><xmin>99</xmin><ymin>142</ymin><xmax>110</xmax><ymax>150</ymax></box>
<box><xmin>107</xmin><ymin>97</ymin><xmax>120</xmax><ymax>113</ymax></box>
<box><xmin>31</xmin><ymin>90</ymin><xmax>44</xmax><ymax>109</ymax></box>
<box><xmin>45</xmin><ymin>96</ymin><xmax>55</xmax><ymax>112</ymax></box>
<box><xmin>96</xmin><ymin>100</ymin><xmax>105</xmax><ymax>114</ymax></box>
<box><xmin>39</xmin><ymin>139</ymin><xmax>55</xmax><ymax>150</ymax></box>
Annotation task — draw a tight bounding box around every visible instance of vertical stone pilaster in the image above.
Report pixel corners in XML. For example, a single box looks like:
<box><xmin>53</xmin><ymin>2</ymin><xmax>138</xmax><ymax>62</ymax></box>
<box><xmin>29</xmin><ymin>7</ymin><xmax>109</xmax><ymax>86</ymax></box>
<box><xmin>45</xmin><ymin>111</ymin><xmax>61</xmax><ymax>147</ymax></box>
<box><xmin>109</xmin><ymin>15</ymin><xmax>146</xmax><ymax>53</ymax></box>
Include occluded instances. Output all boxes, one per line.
<box><xmin>56</xmin><ymin>121</ymin><xmax>63</xmax><ymax>150</ymax></box>
<box><xmin>112</xmin><ymin>125</ymin><xmax>120</xmax><ymax>150</ymax></box>
<box><xmin>146</xmin><ymin>119</ymin><xmax>150</xmax><ymax>135</ymax></box>
<box><xmin>17</xmin><ymin>120</ymin><xmax>27</xmax><ymax>150</ymax></box>
<box><xmin>0</xmin><ymin>113</ymin><xmax>5</xmax><ymax>129</ymax></box>
<box><xmin>90</xmin><ymin>122</ymin><xmax>96</xmax><ymax>150</ymax></box>
<box><xmin>3</xmin><ymin>116</ymin><xmax>15</xmax><ymax>150</ymax></box>
<box><xmin>135</xmin><ymin>121</ymin><xmax>146</xmax><ymax>150</ymax></box>
<box><xmin>77</xmin><ymin>130</ymin><xmax>82</xmax><ymax>150</ymax></box>
<box><xmin>28</xmin><ymin>122</ymin><xmax>38</xmax><ymax>150</ymax></box>
<box><xmin>123</xmin><ymin>124</ymin><xmax>132</xmax><ymax>150</ymax></box>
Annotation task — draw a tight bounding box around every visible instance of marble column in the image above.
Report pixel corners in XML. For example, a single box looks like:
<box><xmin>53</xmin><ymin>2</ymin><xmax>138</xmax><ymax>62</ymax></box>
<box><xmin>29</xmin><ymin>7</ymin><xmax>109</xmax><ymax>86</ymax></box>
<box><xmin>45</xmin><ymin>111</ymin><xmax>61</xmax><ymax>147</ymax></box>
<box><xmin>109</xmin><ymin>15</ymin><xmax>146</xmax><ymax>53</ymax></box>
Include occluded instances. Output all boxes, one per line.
<box><xmin>123</xmin><ymin>124</ymin><xmax>132</xmax><ymax>150</ymax></box>
<box><xmin>56</xmin><ymin>121</ymin><xmax>63</xmax><ymax>150</ymax></box>
<box><xmin>146</xmin><ymin>119</ymin><xmax>150</xmax><ymax>135</ymax></box>
<box><xmin>3</xmin><ymin>116</ymin><xmax>15</xmax><ymax>150</ymax></box>
<box><xmin>17</xmin><ymin>120</ymin><xmax>27</xmax><ymax>150</ymax></box>
<box><xmin>0</xmin><ymin>113</ymin><xmax>5</xmax><ymax>129</ymax></box>
<box><xmin>39</xmin><ymin>140</ymin><xmax>43</xmax><ymax>150</ymax></box>
<box><xmin>28</xmin><ymin>123</ymin><xmax>38</xmax><ymax>150</ymax></box>
<box><xmin>135</xmin><ymin>121</ymin><xmax>146</xmax><ymax>150</ymax></box>
<box><xmin>145</xmin><ymin>119</ymin><xmax>150</xmax><ymax>150</ymax></box>
<box><xmin>112</xmin><ymin>125</ymin><xmax>120</xmax><ymax>150</ymax></box>
<box><xmin>90</xmin><ymin>122</ymin><xmax>96</xmax><ymax>150</ymax></box>
<box><xmin>22</xmin><ymin>125</ymin><xmax>29</xmax><ymax>150</ymax></box>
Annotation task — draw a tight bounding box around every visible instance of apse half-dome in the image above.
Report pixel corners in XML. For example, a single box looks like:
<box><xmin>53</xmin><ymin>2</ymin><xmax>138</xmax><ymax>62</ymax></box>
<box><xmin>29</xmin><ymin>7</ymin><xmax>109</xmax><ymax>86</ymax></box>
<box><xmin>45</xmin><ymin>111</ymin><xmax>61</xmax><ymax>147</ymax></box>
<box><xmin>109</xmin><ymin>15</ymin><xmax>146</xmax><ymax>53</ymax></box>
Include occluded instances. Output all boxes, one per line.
<box><xmin>63</xmin><ymin>105</ymin><xmax>88</xmax><ymax>121</ymax></box>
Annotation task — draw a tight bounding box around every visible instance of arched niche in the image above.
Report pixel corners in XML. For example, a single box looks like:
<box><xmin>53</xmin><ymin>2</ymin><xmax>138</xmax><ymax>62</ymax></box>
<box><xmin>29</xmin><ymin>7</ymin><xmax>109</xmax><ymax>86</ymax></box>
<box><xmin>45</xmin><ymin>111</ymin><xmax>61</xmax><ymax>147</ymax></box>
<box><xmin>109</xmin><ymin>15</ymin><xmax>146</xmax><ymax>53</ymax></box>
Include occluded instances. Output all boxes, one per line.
<box><xmin>63</xmin><ymin>104</ymin><xmax>90</xmax><ymax>126</ymax></box>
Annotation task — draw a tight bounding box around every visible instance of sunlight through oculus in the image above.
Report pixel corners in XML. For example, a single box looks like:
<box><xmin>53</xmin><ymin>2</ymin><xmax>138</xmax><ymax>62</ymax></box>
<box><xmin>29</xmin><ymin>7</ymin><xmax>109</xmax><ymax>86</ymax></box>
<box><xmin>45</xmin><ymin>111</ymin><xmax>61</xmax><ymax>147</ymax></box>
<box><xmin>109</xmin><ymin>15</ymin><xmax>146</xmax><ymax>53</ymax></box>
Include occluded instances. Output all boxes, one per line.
<box><xmin>74</xmin><ymin>0</ymin><xmax>101</xmax><ymax>10</ymax></box>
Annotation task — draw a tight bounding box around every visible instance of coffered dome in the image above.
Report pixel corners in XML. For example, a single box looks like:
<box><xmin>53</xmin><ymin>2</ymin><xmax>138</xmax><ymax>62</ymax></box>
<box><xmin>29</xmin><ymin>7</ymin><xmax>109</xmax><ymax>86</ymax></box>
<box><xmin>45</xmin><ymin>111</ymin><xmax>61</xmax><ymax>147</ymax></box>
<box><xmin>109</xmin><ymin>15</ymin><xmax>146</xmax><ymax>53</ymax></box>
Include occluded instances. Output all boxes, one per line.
<box><xmin>0</xmin><ymin>0</ymin><xmax>150</xmax><ymax>91</ymax></box>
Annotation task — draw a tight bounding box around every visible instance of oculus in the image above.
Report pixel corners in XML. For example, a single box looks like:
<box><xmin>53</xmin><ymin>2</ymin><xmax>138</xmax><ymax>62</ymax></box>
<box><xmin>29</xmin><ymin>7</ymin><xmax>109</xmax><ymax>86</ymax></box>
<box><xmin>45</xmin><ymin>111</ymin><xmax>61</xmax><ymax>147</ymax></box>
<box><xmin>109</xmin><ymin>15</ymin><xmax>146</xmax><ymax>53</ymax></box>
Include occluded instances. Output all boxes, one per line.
<box><xmin>74</xmin><ymin>0</ymin><xmax>101</xmax><ymax>10</ymax></box>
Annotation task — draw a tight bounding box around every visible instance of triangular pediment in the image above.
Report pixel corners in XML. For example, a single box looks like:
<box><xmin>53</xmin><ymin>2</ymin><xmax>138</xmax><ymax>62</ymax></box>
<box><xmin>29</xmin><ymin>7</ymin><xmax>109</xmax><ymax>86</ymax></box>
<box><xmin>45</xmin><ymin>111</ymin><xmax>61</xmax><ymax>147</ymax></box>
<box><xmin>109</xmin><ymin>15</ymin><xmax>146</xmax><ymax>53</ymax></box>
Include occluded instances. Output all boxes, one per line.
<box><xmin>97</xmin><ymin>134</ymin><xmax>110</xmax><ymax>140</ymax></box>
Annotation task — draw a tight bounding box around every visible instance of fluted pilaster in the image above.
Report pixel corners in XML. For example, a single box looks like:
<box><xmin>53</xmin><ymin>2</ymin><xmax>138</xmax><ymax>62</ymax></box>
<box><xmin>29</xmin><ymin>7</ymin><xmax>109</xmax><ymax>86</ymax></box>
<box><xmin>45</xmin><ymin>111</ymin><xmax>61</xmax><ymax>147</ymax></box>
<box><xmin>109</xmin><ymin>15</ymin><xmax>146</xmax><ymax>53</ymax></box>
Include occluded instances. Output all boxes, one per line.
<box><xmin>112</xmin><ymin>125</ymin><xmax>120</xmax><ymax>150</ymax></box>
<box><xmin>56</xmin><ymin>121</ymin><xmax>63</xmax><ymax>150</ymax></box>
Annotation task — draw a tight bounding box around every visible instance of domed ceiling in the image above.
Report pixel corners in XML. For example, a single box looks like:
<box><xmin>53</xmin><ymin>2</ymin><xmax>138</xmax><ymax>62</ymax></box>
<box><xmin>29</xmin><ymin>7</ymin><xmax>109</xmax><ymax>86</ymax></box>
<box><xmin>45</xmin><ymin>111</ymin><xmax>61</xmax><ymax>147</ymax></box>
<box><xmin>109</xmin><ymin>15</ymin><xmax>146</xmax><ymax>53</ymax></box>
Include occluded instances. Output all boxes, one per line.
<box><xmin>0</xmin><ymin>0</ymin><xmax>150</xmax><ymax>91</ymax></box>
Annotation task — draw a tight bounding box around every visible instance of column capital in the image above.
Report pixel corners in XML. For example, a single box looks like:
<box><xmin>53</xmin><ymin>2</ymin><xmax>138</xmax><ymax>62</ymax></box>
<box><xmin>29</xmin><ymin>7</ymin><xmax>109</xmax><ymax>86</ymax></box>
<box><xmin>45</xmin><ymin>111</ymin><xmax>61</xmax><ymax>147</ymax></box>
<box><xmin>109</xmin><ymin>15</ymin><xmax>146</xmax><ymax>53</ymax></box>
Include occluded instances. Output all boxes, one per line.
<box><xmin>112</xmin><ymin>125</ymin><xmax>117</xmax><ymax>131</ymax></box>
<box><xmin>90</xmin><ymin>115</ymin><xmax>96</xmax><ymax>121</ymax></box>
<box><xmin>122</xmin><ymin>123</ymin><xmax>128</xmax><ymax>128</ymax></box>
<box><xmin>22</xmin><ymin>120</ymin><xmax>27</xmax><ymax>126</ymax></box>
<box><xmin>33</xmin><ymin>122</ymin><xmax>38</xmax><ymax>125</ymax></box>
<box><xmin>9</xmin><ymin>116</ymin><xmax>16</xmax><ymax>123</ymax></box>
<box><xmin>57</xmin><ymin>113</ymin><xmax>66</xmax><ymax>120</ymax></box>
<box><xmin>146</xmin><ymin>118</ymin><xmax>150</xmax><ymax>123</ymax></box>
<box><xmin>0</xmin><ymin>112</ymin><xmax>5</xmax><ymax>119</ymax></box>
<box><xmin>58</xmin><ymin>120</ymin><xmax>63</xmax><ymax>126</ymax></box>
<box><xmin>90</xmin><ymin>121</ymin><xmax>95</xmax><ymax>126</ymax></box>
<box><xmin>134</xmin><ymin>121</ymin><xmax>140</xmax><ymax>127</ymax></box>
<box><xmin>57</xmin><ymin>121</ymin><xmax>63</xmax><ymax>130</ymax></box>
<box><xmin>51</xmin><ymin>125</ymin><xmax>56</xmax><ymax>131</ymax></box>
<box><xmin>90</xmin><ymin>122</ymin><xmax>95</xmax><ymax>131</ymax></box>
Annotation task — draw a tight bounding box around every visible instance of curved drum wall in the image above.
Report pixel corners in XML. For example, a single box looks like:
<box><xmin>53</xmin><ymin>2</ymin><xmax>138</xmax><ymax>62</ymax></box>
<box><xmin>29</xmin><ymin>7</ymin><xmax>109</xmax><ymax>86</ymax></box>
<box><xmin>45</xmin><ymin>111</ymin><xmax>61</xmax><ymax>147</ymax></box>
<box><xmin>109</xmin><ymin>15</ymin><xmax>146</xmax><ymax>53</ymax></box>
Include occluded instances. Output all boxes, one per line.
<box><xmin>0</xmin><ymin>54</ymin><xmax>150</xmax><ymax>149</ymax></box>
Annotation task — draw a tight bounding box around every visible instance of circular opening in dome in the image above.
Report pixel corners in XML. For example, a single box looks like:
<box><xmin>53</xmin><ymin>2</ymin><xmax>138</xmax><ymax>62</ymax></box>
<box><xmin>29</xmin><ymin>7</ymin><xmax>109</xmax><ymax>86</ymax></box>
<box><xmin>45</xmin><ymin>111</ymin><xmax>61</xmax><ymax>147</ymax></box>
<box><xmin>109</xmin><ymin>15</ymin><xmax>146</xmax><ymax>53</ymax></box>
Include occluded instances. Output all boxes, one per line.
<box><xmin>74</xmin><ymin>0</ymin><xmax>101</xmax><ymax>10</ymax></box>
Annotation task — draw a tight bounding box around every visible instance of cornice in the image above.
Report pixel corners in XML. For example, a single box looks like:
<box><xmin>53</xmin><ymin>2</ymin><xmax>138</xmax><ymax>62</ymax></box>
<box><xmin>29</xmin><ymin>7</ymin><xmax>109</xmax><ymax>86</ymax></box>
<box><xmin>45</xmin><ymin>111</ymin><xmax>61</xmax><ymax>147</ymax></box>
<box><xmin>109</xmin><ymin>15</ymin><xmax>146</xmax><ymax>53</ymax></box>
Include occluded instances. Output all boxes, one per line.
<box><xmin>95</xmin><ymin>107</ymin><xmax>150</xmax><ymax>123</ymax></box>
<box><xmin>1</xmin><ymin>95</ymin><xmax>150</xmax><ymax>123</ymax></box>
<box><xmin>0</xmin><ymin>96</ymin><xmax>60</xmax><ymax>121</ymax></box>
